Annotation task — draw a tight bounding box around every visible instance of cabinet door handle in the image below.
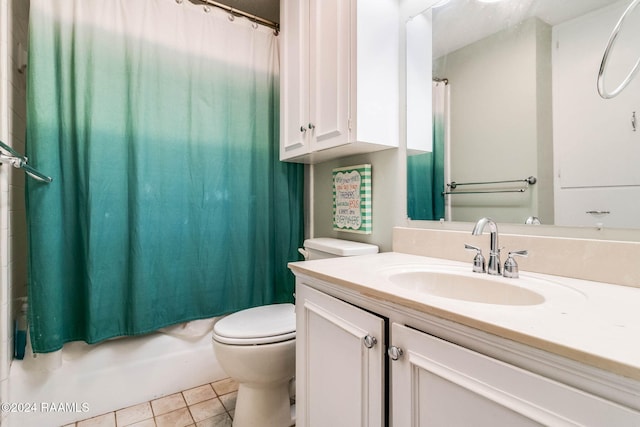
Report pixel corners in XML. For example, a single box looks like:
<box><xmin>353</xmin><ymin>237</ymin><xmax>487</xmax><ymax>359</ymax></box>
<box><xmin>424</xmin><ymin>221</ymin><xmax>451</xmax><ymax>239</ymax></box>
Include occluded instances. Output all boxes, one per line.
<box><xmin>300</xmin><ymin>126</ymin><xmax>307</xmax><ymax>133</ymax></box>
<box><xmin>586</xmin><ymin>210</ymin><xmax>611</xmax><ymax>215</ymax></box>
<box><xmin>363</xmin><ymin>335</ymin><xmax>377</xmax><ymax>349</ymax></box>
<box><xmin>387</xmin><ymin>345</ymin><xmax>404</xmax><ymax>361</ymax></box>
<box><xmin>308</xmin><ymin>123</ymin><xmax>315</xmax><ymax>130</ymax></box>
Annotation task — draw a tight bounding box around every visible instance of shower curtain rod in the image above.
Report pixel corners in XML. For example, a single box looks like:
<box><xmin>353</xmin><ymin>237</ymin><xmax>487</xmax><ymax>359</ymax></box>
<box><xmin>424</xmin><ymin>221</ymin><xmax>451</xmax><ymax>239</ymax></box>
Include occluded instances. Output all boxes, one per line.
<box><xmin>198</xmin><ymin>0</ymin><xmax>280</xmax><ymax>33</ymax></box>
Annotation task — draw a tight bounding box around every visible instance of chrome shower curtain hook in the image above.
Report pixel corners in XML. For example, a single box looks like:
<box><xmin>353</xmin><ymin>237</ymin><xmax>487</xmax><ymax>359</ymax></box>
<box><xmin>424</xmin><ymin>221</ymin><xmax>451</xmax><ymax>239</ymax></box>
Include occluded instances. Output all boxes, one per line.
<box><xmin>252</xmin><ymin>16</ymin><xmax>258</xmax><ymax>29</ymax></box>
<box><xmin>228</xmin><ymin>8</ymin><xmax>235</xmax><ymax>22</ymax></box>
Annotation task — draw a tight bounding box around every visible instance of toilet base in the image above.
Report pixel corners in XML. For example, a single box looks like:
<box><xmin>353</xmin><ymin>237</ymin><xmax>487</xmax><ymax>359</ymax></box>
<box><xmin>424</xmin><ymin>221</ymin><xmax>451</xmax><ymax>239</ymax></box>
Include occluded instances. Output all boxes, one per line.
<box><xmin>233</xmin><ymin>380</ymin><xmax>294</xmax><ymax>427</ymax></box>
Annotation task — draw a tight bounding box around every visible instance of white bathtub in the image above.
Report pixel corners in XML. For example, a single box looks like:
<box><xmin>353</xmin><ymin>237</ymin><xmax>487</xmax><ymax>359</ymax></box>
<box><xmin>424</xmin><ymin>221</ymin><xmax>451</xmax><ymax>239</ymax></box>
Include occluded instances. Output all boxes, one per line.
<box><xmin>7</xmin><ymin>318</ymin><xmax>226</xmax><ymax>427</ymax></box>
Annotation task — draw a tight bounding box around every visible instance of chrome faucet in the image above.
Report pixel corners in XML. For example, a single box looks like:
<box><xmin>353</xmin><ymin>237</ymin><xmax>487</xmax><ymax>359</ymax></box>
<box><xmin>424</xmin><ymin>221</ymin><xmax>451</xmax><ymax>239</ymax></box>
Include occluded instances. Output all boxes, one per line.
<box><xmin>471</xmin><ymin>217</ymin><xmax>501</xmax><ymax>275</ymax></box>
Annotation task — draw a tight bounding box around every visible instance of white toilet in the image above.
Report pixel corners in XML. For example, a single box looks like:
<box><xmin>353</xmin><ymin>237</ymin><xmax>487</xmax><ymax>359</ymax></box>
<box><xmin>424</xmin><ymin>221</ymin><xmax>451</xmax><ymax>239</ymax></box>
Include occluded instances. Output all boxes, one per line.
<box><xmin>212</xmin><ymin>238</ymin><xmax>378</xmax><ymax>427</ymax></box>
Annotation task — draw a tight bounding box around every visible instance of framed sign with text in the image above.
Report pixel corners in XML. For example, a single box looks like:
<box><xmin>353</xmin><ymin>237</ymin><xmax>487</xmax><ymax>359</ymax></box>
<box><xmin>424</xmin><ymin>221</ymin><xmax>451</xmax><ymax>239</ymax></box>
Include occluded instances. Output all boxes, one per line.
<box><xmin>332</xmin><ymin>164</ymin><xmax>372</xmax><ymax>234</ymax></box>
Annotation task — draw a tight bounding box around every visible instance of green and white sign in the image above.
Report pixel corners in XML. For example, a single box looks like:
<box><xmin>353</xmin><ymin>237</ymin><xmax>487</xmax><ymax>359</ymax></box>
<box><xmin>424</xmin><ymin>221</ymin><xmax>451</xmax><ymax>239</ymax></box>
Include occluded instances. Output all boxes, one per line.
<box><xmin>332</xmin><ymin>164</ymin><xmax>372</xmax><ymax>234</ymax></box>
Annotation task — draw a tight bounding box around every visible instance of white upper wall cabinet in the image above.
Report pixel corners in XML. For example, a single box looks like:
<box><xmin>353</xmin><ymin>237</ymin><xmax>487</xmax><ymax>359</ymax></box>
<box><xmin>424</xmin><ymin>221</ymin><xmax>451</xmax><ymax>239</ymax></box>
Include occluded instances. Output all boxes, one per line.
<box><xmin>280</xmin><ymin>0</ymin><xmax>399</xmax><ymax>163</ymax></box>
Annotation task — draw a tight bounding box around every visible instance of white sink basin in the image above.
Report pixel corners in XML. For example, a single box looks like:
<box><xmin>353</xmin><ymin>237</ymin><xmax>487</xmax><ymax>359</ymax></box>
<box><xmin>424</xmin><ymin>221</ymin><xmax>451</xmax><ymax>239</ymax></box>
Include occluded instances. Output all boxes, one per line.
<box><xmin>381</xmin><ymin>264</ymin><xmax>586</xmax><ymax>307</ymax></box>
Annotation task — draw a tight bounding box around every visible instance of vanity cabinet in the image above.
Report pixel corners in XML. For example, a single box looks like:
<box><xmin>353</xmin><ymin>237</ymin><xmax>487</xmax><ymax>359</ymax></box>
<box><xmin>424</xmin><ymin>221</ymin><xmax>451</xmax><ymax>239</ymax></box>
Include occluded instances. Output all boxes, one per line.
<box><xmin>390</xmin><ymin>323</ymin><xmax>639</xmax><ymax>426</ymax></box>
<box><xmin>294</xmin><ymin>281</ymin><xmax>640</xmax><ymax>427</ymax></box>
<box><xmin>279</xmin><ymin>0</ymin><xmax>399</xmax><ymax>163</ymax></box>
<box><xmin>295</xmin><ymin>284</ymin><xmax>385</xmax><ymax>427</ymax></box>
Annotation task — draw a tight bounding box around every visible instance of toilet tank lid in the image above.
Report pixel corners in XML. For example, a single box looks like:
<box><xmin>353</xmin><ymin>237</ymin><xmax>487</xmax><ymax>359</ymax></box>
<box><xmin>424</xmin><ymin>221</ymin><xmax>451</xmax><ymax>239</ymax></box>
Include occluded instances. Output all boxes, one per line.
<box><xmin>303</xmin><ymin>238</ymin><xmax>379</xmax><ymax>256</ymax></box>
<box><xmin>213</xmin><ymin>303</ymin><xmax>295</xmax><ymax>340</ymax></box>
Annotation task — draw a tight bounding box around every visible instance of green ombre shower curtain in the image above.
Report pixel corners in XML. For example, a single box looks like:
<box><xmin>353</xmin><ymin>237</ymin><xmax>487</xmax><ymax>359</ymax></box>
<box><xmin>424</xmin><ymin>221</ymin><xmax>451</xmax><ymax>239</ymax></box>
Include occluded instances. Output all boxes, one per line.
<box><xmin>26</xmin><ymin>0</ymin><xmax>303</xmax><ymax>353</ymax></box>
<box><xmin>407</xmin><ymin>81</ymin><xmax>446</xmax><ymax>220</ymax></box>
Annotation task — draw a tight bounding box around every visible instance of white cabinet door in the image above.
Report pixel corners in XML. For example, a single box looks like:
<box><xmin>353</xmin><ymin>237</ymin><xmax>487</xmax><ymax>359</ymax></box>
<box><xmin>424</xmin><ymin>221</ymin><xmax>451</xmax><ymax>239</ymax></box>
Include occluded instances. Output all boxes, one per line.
<box><xmin>390</xmin><ymin>323</ymin><xmax>640</xmax><ymax>427</ymax></box>
<box><xmin>280</xmin><ymin>0</ymin><xmax>350</xmax><ymax>161</ymax></box>
<box><xmin>296</xmin><ymin>283</ymin><xmax>385</xmax><ymax>427</ymax></box>
<box><xmin>553</xmin><ymin>3</ymin><xmax>640</xmax><ymax>189</ymax></box>
<box><xmin>308</xmin><ymin>0</ymin><xmax>351</xmax><ymax>151</ymax></box>
<box><xmin>280</xmin><ymin>0</ymin><xmax>310</xmax><ymax>160</ymax></box>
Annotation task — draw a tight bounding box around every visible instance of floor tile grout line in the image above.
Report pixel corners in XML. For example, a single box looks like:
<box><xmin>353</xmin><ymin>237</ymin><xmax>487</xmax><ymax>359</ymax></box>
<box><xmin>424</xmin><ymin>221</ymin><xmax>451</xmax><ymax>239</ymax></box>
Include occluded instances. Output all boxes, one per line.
<box><xmin>70</xmin><ymin>378</ymin><xmax>238</xmax><ymax>427</ymax></box>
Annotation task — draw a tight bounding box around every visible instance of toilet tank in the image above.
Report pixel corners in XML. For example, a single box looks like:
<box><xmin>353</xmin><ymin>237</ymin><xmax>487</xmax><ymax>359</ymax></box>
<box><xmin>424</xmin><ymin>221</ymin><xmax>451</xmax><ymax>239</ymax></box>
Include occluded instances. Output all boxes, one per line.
<box><xmin>300</xmin><ymin>238</ymin><xmax>379</xmax><ymax>260</ymax></box>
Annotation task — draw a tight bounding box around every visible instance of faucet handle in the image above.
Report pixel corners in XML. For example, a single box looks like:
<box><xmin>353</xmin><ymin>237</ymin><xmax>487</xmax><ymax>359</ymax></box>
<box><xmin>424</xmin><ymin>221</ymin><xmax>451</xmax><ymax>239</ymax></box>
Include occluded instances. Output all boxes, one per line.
<box><xmin>464</xmin><ymin>244</ymin><xmax>486</xmax><ymax>273</ymax></box>
<box><xmin>503</xmin><ymin>250</ymin><xmax>528</xmax><ymax>278</ymax></box>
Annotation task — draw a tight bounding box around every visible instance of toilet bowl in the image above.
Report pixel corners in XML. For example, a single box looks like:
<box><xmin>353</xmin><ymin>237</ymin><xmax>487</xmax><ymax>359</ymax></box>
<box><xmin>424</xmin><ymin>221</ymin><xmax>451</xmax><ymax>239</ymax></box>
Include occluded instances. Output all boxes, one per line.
<box><xmin>212</xmin><ymin>303</ymin><xmax>296</xmax><ymax>427</ymax></box>
<box><xmin>212</xmin><ymin>238</ymin><xmax>379</xmax><ymax>427</ymax></box>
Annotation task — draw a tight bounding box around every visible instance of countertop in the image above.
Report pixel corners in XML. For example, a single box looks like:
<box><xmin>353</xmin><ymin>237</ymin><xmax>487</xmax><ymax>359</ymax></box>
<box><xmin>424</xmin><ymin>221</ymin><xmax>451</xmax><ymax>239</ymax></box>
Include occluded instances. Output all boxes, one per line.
<box><xmin>289</xmin><ymin>252</ymin><xmax>640</xmax><ymax>382</ymax></box>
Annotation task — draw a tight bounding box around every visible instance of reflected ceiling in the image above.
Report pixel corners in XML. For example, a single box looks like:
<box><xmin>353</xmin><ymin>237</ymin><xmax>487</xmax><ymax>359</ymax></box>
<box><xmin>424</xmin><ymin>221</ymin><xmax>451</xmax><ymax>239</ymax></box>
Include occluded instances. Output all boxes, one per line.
<box><xmin>433</xmin><ymin>0</ymin><xmax>617</xmax><ymax>57</ymax></box>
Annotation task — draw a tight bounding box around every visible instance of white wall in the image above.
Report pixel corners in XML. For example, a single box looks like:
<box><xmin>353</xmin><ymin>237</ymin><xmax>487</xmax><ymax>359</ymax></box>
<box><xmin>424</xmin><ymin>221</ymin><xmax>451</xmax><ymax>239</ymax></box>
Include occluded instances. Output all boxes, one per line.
<box><xmin>0</xmin><ymin>0</ymin><xmax>30</xmax><ymax>420</ymax></box>
<box><xmin>310</xmin><ymin>149</ymin><xmax>405</xmax><ymax>252</ymax></box>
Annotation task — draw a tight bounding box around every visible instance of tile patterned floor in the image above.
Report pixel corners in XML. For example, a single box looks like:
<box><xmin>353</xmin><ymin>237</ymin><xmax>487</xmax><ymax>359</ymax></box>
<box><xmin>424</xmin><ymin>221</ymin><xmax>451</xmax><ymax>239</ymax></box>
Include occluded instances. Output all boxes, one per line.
<box><xmin>63</xmin><ymin>378</ymin><xmax>238</xmax><ymax>427</ymax></box>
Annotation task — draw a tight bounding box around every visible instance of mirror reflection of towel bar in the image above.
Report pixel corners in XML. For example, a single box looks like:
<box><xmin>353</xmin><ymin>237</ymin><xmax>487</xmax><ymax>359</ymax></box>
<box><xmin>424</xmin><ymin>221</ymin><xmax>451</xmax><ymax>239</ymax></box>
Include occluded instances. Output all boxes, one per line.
<box><xmin>443</xmin><ymin>189</ymin><xmax>527</xmax><ymax>195</ymax></box>
<box><xmin>448</xmin><ymin>176</ymin><xmax>537</xmax><ymax>189</ymax></box>
<box><xmin>444</xmin><ymin>176</ymin><xmax>536</xmax><ymax>195</ymax></box>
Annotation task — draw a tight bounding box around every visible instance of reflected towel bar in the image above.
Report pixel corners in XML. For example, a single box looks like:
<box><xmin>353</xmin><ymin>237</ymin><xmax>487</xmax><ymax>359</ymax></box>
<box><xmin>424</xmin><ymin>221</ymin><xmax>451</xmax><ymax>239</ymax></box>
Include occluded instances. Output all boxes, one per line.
<box><xmin>0</xmin><ymin>140</ymin><xmax>53</xmax><ymax>183</ymax></box>
<box><xmin>444</xmin><ymin>176</ymin><xmax>536</xmax><ymax>195</ymax></box>
<box><xmin>444</xmin><ymin>189</ymin><xmax>527</xmax><ymax>195</ymax></box>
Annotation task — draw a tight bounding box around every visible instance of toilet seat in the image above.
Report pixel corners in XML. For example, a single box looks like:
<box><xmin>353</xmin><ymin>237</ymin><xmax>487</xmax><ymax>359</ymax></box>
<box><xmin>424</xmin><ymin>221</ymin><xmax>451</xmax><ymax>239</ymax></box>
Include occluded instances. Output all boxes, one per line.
<box><xmin>212</xmin><ymin>303</ymin><xmax>296</xmax><ymax>345</ymax></box>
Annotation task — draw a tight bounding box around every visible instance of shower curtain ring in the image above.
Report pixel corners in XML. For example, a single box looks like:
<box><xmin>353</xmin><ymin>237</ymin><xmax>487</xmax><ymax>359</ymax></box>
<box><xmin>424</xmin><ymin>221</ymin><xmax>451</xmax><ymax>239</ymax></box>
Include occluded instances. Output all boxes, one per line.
<box><xmin>228</xmin><ymin>9</ymin><xmax>235</xmax><ymax>22</ymax></box>
<box><xmin>252</xmin><ymin>16</ymin><xmax>258</xmax><ymax>29</ymax></box>
<box><xmin>203</xmin><ymin>5</ymin><xmax>210</xmax><ymax>13</ymax></box>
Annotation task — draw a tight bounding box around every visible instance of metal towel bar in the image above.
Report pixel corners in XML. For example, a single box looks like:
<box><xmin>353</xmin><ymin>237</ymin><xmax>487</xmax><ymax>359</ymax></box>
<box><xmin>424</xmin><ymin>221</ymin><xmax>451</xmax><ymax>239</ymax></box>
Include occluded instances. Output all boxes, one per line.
<box><xmin>444</xmin><ymin>176</ymin><xmax>536</xmax><ymax>195</ymax></box>
<box><xmin>0</xmin><ymin>140</ymin><xmax>52</xmax><ymax>183</ymax></box>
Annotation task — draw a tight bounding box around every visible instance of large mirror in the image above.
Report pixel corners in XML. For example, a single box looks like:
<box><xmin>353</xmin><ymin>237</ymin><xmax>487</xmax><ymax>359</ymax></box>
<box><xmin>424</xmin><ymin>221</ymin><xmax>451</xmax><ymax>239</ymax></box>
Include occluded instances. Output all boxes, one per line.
<box><xmin>406</xmin><ymin>0</ymin><xmax>640</xmax><ymax>230</ymax></box>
